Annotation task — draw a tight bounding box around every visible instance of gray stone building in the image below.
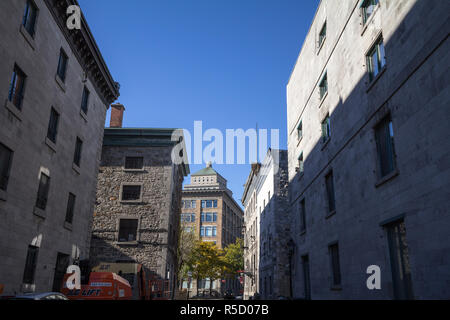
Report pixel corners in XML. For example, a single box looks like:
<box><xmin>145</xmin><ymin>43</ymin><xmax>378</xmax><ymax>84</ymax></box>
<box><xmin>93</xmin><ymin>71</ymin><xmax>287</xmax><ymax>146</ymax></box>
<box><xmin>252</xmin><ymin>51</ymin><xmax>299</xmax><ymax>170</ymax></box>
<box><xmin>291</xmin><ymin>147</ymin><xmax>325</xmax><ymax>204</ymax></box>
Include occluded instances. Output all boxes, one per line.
<box><xmin>241</xmin><ymin>149</ymin><xmax>290</xmax><ymax>300</ymax></box>
<box><xmin>287</xmin><ymin>0</ymin><xmax>450</xmax><ymax>299</ymax></box>
<box><xmin>0</xmin><ymin>0</ymin><xmax>119</xmax><ymax>295</ymax></box>
<box><xmin>89</xmin><ymin>105</ymin><xmax>190</xmax><ymax>298</ymax></box>
<box><xmin>180</xmin><ymin>163</ymin><xmax>244</xmax><ymax>295</ymax></box>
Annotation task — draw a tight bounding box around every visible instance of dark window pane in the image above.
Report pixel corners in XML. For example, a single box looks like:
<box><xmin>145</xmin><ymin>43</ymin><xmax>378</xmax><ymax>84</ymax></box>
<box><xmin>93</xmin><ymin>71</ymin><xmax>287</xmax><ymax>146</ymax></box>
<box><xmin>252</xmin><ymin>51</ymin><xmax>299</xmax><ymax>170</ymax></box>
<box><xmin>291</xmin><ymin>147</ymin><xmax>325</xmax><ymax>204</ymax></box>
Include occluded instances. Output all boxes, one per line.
<box><xmin>52</xmin><ymin>253</ymin><xmax>70</xmax><ymax>292</ymax></box>
<box><xmin>0</xmin><ymin>143</ymin><xmax>13</xmax><ymax>191</ymax></box>
<box><xmin>125</xmin><ymin>156</ymin><xmax>143</xmax><ymax>170</ymax></box>
<box><xmin>8</xmin><ymin>65</ymin><xmax>26</xmax><ymax>110</ymax></box>
<box><xmin>57</xmin><ymin>50</ymin><xmax>68</xmax><ymax>82</ymax></box>
<box><xmin>319</xmin><ymin>73</ymin><xmax>328</xmax><ymax>99</ymax></box>
<box><xmin>65</xmin><ymin>193</ymin><xmax>76</xmax><ymax>224</ymax></box>
<box><xmin>73</xmin><ymin>137</ymin><xmax>83</xmax><ymax>167</ymax></box>
<box><xmin>22</xmin><ymin>0</ymin><xmax>38</xmax><ymax>36</ymax></box>
<box><xmin>386</xmin><ymin>220</ymin><xmax>414</xmax><ymax>299</ymax></box>
<box><xmin>319</xmin><ymin>22</ymin><xmax>326</xmax><ymax>47</ymax></box>
<box><xmin>329</xmin><ymin>244</ymin><xmax>341</xmax><ymax>286</ymax></box>
<box><xmin>362</xmin><ymin>0</ymin><xmax>379</xmax><ymax>24</ymax></box>
<box><xmin>46</xmin><ymin>108</ymin><xmax>59</xmax><ymax>143</ymax></box>
<box><xmin>300</xmin><ymin>199</ymin><xmax>306</xmax><ymax>232</ymax></box>
<box><xmin>35</xmin><ymin>173</ymin><xmax>50</xmax><ymax>210</ymax></box>
<box><xmin>118</xmin><ymin>219</ymin><xmax>138</xmax><ymax>242</ymax></box>
<box><xmin>23</xmin><ymin>245</ymin><xmax>39</xmax><ymax>284</ymax></box>
<box><xmin>81</xmin><ymin>87</ymin><xmax>89</xmax><ymax>114</ymax></box>
<box><xmin>322</xmin><ymin>116</ymin><xmax>331</xmax><ymax>142</ymax></box>
<box><xmin>325</xmin><ymin>171</ymin><xmax>336</xmax><ymax>212</ymax></box>
<box><xmin>122</xmin><ymin>185</ymin><xmax>141</xmax><ymax>201</ymax></box>
<box><xmin>375</xmin><ymin>117</ymin><xmax>396</xmax><ymax>177</ymax></box>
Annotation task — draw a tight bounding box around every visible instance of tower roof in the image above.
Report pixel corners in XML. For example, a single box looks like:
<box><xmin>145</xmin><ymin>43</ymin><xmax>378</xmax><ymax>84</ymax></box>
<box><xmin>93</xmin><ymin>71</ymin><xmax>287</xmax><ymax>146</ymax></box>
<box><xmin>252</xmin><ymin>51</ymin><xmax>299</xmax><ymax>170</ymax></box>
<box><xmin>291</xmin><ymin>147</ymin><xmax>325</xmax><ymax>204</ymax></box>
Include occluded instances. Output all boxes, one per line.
<box><xmin>191</xmin><ymin>162</ymin><xmax>218</xmax><ymax>176</ymax></box>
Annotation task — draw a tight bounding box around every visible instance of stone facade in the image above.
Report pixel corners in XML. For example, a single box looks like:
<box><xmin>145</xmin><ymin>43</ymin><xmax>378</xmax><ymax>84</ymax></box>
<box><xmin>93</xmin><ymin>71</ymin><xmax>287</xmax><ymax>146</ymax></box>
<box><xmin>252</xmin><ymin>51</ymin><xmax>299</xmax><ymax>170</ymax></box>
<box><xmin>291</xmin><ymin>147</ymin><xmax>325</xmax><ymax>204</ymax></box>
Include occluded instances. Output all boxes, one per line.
<box><xmin>242</xmin><ymin>149</ymin><xmax>290</xmax><ymax>300</ymax></box>
<box><xmin>0</xmin><ymin>0</ymin><xmax>119</xmax><ymax>295</ymax></box>
<box><xmin>287</xmin><ymin>0</ymin><xmax>450</xmax><ymax>299</ymax></box>
<box><xmin>181</xmin><ymin>163</ymin><xmax>244</xmax><ymax>295</ymax></box>
<box><xmin>89</xmin><ymin>126</ymin><xmax>189</xmax><ymax>299</ymax></box>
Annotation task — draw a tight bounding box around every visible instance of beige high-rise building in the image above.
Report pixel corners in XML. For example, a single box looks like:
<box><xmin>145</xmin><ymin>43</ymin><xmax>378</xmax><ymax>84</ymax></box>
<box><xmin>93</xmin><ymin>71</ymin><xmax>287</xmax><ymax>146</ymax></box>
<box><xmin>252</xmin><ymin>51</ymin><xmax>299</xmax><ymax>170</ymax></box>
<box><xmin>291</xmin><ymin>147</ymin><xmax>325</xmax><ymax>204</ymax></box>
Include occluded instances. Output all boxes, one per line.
<box><xmin>181</xmin><ymin>162</ymin><xmax>244</xmax><ymax>295</ymax></box>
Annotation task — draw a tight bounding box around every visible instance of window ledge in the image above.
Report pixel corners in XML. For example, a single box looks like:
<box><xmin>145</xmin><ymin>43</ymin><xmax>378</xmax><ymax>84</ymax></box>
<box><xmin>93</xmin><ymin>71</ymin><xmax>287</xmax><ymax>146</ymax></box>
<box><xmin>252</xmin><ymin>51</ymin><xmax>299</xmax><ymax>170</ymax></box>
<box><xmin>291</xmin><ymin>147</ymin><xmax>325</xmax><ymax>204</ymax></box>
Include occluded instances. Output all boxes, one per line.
<box><xmin>321</xmin><ymin>137</ymin><xmax>331</xmax><ymax>150</ymax></box>
<box><xmin>80</xmin><ymin>109</ymin><xmax>88</xmax><ymax>122</ymax></box>
<box><xmin>300</xmin><ymin>229</ymin><xmax>306</xmax><ymax>236</ymax></box>
<box><xmin>366</xmin><ymin>66</ymin><xmax>387</xmax><ymax>93</ymax></box>
<box><xmin>64</xmin><ymin>221</ymin><xmax>73</xmax><ymax>231</ymax></box>
<box><xmin>123</xmin><ymin>168</ymin><xmax>145</xmax><ymax>173</ymax></box>
<box><xmin>21</xmin><ymin>283</ymin><xmax>36</xmax><ymax>293</ymax></box>
<box><xmin>33</xmin><ymin>206</ymin><xmax>46</xmax><ymax>219</ymax></box>
<box><xmin>55</xmin><ymin>74</ymin><xmax>66</xmax><ymax>92</ymax></box>
<box><xmin>0</xmin><ymin>189</ymin><xmax>7</xmax><ymax>201</ymax></box>
<box><xmin>20</xmin><ymin>24</ymin><xmax>35</xmax><ymax>50</ymax></box>
<box><xmin>325</xmin><ymin>210</ymin><xmax>336</xmax><ymax>219</ymax></box>
<box><xmin>318</xmin><ymin>91</ymin><xmax>328</xmax><ymax>108</ymax></box>
<box><xmin>45</xmin><ymin>137</ymin><xmax>57</xmax><ymax>152</ymax></box>
<box><xmin>297</xmin><ymin>172</ymin><xmax>304</xmax><ymax>180</ymax></box>
<box><xmin>115</xmin><ymin>241</ymin><xmax>139</xmax><ymax>246</ymax></box>
<box><xmin>375</xmin><ymin>169</ymin><xmax>399</xmax><ymax>188</ymax></box>
<box><xmin>72</xmin><ymin>163</ymin><xmax>81</xmax><ymax>175</ymax></box>
<box><xmin>296</xmin><ymin>135</ymin><xmax>303</xmax><ymax>147</ymax></box>
<box><xmin>4</xmin><ymin>99</ymin><xmax>22</xmax><ymax>121</ymax></box>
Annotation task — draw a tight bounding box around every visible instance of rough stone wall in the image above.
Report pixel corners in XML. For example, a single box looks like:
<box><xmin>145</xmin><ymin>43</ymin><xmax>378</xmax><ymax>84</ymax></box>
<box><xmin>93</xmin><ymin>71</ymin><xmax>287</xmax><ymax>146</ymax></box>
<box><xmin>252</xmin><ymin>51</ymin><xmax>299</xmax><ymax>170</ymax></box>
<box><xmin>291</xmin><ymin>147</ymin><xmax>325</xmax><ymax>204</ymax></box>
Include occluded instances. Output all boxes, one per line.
<box><xmin>287</xmin><ymin>0</ymin><xmax>450</xmax><ymax>299</ymax></box>
<box><xmin>90</xmin><ymin>145</ymin><xmax>184</xmax><ymax>283</ymax></box>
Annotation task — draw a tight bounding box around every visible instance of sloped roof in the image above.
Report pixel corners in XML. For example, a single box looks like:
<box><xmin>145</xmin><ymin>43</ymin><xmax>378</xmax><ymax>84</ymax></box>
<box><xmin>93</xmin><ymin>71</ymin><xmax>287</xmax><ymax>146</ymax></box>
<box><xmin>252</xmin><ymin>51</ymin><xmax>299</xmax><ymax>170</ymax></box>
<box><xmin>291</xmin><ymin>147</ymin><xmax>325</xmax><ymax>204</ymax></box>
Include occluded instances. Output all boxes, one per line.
<box><xmin>191</xmin><ymin>166</ymin><xmax>218</xmax><ymax>176</ymax></box>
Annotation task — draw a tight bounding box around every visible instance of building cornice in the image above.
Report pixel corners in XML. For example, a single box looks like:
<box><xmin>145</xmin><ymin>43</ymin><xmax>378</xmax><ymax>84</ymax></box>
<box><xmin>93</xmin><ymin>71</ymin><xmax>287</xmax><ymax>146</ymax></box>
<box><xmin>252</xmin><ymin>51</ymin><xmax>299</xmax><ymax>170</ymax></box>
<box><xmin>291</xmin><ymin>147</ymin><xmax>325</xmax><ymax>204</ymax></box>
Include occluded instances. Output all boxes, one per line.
<box><xmin>44</xmin><ymin>0</ymin><xmax>120</xmax><ymax>106</ymax></box>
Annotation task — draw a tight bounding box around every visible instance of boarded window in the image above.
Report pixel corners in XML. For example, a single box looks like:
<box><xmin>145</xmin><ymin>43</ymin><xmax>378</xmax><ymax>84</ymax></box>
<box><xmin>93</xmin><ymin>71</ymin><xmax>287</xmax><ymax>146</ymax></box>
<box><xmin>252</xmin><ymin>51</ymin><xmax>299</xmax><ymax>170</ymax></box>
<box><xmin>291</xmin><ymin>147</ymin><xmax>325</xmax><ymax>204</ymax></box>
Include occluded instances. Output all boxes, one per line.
<box><xmin>329</xmin><ymin>243</ymin><xmax>341</xmax><ymax>286</ymax></box>
<box><xmin>35</xmin><ymin>173</ymin><xmax>50</xmax><ymax>210</ymax></box>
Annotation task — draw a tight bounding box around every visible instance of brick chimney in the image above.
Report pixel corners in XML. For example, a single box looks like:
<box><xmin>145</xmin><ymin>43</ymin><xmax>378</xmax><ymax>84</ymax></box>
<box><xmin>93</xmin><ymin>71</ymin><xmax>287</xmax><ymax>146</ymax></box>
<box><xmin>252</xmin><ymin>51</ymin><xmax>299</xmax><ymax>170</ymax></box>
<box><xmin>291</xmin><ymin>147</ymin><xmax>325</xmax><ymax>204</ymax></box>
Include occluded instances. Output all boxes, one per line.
<box><xmin>110</xmin><ymin>103</ymin><xmax>125</xmax><ymax>128</ymax></box>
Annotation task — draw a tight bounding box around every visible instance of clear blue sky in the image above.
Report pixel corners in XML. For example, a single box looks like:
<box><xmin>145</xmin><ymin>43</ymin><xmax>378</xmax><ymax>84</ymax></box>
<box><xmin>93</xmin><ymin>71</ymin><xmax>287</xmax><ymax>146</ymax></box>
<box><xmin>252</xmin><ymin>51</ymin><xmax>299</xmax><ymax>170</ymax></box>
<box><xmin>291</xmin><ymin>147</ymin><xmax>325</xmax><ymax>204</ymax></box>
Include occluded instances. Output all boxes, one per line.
<box><xmin>78</xmin><ymin>0</ymin><xmax>320</xmax><ymax>207</ymax></box>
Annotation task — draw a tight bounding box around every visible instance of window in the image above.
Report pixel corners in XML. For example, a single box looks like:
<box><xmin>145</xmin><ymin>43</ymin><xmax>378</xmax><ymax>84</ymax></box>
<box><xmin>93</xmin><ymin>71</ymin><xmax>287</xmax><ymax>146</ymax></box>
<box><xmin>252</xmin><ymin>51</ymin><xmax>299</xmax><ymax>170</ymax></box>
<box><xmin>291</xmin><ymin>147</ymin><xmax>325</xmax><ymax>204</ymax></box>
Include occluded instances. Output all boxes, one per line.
<box><xmin>0</xmin><ymin>143</ymin><xmax>13</xmax><ymax>191</ymax></box>
<box><xmin>297</xmin><ymin>121</ymin><xmax>303</xmax><ymax>140</ymax></box>
<box><xmin>57</xmin><ymin>49</ymin><xmax>68</xmax><ymax>82</ymax></box>
<box><xmin>46</xmin><ymin>108</ymin><xmax>59</xmax><ymax>144</ymax></box>
<box><xmin>65</xmin><ymin>193</ymin><xmax>76</xmax><ymax>224</ymax></box>
<box><xmin>125</xmin><ymin>156</ymin><xmax>143</xmax><ymax>170</ymax></box>
<box><xmin>321</xmin><ymin>115</ymin><xmax>331</xmax><ymax>142</ymax></box>
<box><xmin>201</xmin><ymin>212</ymin><xmax>217</xmax><ymax>222</ymax></box>
<box><xmin>191</xmin><ymin>200</ymin><xmax>196</xmax><ymax>208</ymax></box>
<box><xmin>35</xmin><ymin>173</ymin><xmax>50</xmax><ymax>210</ymax></box>
<box><xmin>8</xmin><ymin>65</ymin><xmax>27</xmax><ymax>110</ymax></box>
<box><xmin>22</xmin><ymin>0</ymin><xmax>38</xmax><ymax>37</ymax></box>
<box><xmin>201</xmin><ymin>200</ymin><xmax>217</xmax><ymax>208</ymax></box>
<box><xmin>361</xmin><ymin>0</ymin><xmax>379</xmax><ymax>25</ymax></box>
<box><xmin>385</xmin><ymin>220</ymin><xmax>414</xmax><ymax>299</ymax></box>
<box><xmin>181</xmin><ymin>213</ymin><xmax>195</xmax><ymax>223</ymax></box>
<box><xmin>329</xmin><ymin>243</ymin><xmax>341</xmax><ymax>287</ymax></box>
<box><xmin>318</xmin><ymin>21</ymin><xmax>326</xmax><ymax>48</ymax></box>
<box><xmin>375</xmin><ymin>116</ymin><xmax>397</xmax><ymax>178</ymax></box>
<box><xmin>367</xmin><ymin>36</ymin><xmax>386</xmax><ymax>81</ymax></box>
<box><xmin>23</xmin><ymin>245</ymin><xmax>39</xmax><ymax>284</ymax></box>
<box><xmin>201</xmin><ymin>226</ymin><xmax>217</xmax><ymax>237</ymax></box>
<box><xmin>73</xmin><ymin>137</ymin><xmax>83</xmax><ymax>167</ymax></box>
<box><xmin>52</xmin><ymin>253</ymin><xmax>69</xmax><ymax>292</ymax></box>
<box><xmin>121</xmin><ymin>185</ymin><xmax>141</xmax><ymax>201</ymax></box>
<box><xmin>298</xmin><ymin>153</ymin><xmax>304</xmax><ymax>174</ymax></box>
<box><xmin>319</xmin><ymin>73</ymin><xmax>328</xmax><ymax>99</ymax></box>
<box><xmin>118</xmin><ymin>219</ymin><xmax>138</xmax><ymax>242</ymax></box>
<box><xmin>325</xmin><ymin>171</ymin><xmax>336</xmax><ymax>213</ymax></box>
<box><xmin>80</xmin><ymin>86</ymin><xmax>90</xmax><ymax>114</ymax></box>
<box><xmin>299</xmin><ymin>199</ymin><xmax>306</xmax><ymax>233</ymax></box>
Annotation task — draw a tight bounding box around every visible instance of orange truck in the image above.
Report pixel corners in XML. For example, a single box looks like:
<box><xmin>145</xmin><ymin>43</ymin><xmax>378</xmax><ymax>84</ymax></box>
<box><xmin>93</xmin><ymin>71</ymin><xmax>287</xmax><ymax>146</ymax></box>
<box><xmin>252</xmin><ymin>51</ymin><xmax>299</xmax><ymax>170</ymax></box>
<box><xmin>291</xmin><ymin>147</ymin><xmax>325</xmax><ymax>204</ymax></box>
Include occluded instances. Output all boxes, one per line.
<box><xmin>61</xmin><ymin>272</ymin><xmax>132</xmax><ymax>300</ymax></box>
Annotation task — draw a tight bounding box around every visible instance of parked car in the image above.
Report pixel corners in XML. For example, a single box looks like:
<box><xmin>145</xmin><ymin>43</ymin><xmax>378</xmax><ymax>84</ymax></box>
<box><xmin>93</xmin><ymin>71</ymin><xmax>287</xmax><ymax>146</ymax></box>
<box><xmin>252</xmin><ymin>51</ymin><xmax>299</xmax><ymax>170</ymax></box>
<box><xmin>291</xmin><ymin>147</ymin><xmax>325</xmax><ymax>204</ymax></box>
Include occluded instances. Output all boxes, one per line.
<box><xmin>7</xmin><ymin>292</ymin><xmax>69</xmax><ymax>300</ymax></box>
